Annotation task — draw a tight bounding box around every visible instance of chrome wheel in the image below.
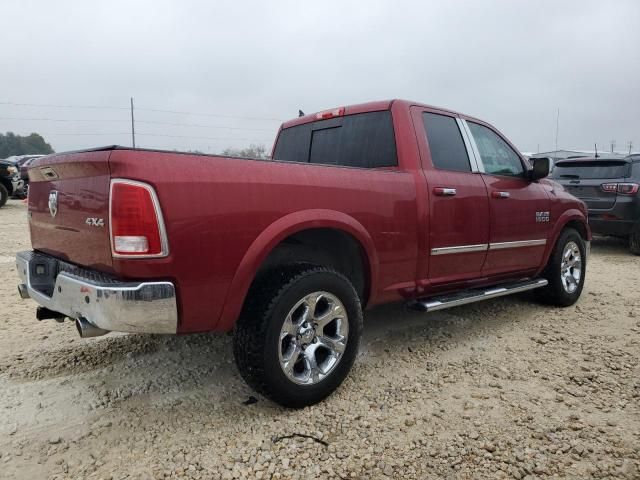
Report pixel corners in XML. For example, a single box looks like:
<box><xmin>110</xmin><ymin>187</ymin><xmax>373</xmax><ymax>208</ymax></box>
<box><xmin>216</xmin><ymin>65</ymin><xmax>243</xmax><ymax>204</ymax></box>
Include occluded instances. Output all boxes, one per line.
<box><xmin>278</xmin><ymin>291</ymin><xmax>349</xmax><ymax>385</ymax></box>
<box><xmin>561</xmin><ymin>241</ymin><xmax>582</xmax><ymax>294</ymax></box>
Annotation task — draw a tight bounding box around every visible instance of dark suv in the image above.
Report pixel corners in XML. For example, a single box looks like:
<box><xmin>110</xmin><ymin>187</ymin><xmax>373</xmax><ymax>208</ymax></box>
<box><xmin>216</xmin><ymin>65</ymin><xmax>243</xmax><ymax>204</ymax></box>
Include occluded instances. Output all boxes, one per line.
<box><xmin>0</xmin><ymin>160</ymin><xmax>22</xmax><ymax>208</ymax></box>
<box><xmin>552</xmin><ymin>155</ymin><xmax>640</xmax><ymax>254</ymax></box>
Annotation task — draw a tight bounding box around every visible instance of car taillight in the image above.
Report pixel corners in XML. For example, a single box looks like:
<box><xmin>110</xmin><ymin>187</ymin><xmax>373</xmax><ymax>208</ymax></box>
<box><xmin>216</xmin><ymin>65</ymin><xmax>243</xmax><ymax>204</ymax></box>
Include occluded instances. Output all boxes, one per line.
<box><xmin>110</xmin><ymin>179</ymin><xmax>168</xmax><ymax>257</ymax></box>
<box><xmin>617</xmin><ymin>183</ymin><xmax>639</xmax><ymax>195</ymax></box>
<box><xmin>601</xmin><ymin>182</ymin><xmax>639</xmax><ymax>195</ymax></box>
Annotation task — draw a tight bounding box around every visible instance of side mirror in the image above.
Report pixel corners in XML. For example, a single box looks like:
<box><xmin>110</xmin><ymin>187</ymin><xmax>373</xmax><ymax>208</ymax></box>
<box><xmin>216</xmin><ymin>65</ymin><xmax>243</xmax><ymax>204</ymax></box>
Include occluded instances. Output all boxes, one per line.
<box><xmin>528</xmin><ymin>157</ymin><xmax>550</xmax><ymax>181</ymax></box>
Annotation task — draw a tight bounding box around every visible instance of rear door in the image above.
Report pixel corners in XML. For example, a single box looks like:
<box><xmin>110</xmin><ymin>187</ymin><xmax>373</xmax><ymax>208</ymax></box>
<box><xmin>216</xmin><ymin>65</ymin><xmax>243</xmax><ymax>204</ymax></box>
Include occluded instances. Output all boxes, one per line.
<box><xmin>463</xmin><ymin>119</ymin><xmax>551</xmax><ymax>275</ymax></box>
<box><xmin>412</xmin><ymin>107</ymin><xmax>490</xmax><ymax>285</ymax></box>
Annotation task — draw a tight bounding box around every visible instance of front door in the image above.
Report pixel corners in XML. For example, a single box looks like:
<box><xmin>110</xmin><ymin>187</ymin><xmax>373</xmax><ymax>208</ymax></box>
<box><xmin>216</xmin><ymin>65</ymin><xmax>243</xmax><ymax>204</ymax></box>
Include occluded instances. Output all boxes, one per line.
<box><xmin>463</xmin><ymin>119</ymin><xmax>552</xmax><ymax>275</ymax></box>
<box><xmin>412</xmin><ymin>107</ymin><xmax>490</xmax><ymax>285</ymax></box>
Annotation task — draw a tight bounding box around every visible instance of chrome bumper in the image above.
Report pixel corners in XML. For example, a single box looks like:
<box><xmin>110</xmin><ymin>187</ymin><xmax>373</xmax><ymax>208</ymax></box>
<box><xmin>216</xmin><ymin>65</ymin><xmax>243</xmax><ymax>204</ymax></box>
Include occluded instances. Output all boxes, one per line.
<box><xmin>11</xmin><ymin>177</ymin><xmax>24</xmax><ymax>194</ymax></box>
<box><xmin>16</xmin><ymin>251</ymin><xmax>178</xmax><ymax>334</ymax></box>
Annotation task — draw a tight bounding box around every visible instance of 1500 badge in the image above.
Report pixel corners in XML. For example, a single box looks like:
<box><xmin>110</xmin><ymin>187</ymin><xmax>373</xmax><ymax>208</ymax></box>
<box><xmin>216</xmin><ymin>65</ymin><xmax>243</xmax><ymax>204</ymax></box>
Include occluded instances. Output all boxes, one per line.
<box><xmin>536</xmin><ymin>211</ymin><xmax>550</xmax><ymax>223</ymax></box>
<box><xmin>85</xmin><ymin>218</ymin><xmax>105</xmax><ymax>227</ymax></box>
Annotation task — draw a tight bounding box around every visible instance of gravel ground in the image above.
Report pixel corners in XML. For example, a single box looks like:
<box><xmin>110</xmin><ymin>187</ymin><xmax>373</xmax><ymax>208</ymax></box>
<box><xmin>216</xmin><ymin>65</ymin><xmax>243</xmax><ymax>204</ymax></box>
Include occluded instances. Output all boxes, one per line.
<box><xmin>0</xmin><ymin>198</ymin><xmax>639</xmax><ymax>479</ymax></box>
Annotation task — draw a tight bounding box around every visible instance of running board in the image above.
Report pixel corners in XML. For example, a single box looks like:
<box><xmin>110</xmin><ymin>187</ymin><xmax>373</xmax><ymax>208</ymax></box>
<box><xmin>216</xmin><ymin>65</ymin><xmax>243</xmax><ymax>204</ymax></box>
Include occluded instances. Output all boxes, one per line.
<box><xmin>408</xmin><ymin>278</ymin><xmax>548</xmax><ymax>312</ymax></box>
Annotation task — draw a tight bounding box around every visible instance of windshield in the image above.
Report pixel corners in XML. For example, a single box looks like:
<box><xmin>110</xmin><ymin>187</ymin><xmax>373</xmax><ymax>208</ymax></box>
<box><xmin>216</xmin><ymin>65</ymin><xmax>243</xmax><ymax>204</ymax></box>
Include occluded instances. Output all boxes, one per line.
<box><xmin>551</xmin><ymin>160</ymin><xmax>630</xmax><ymax>180</ymax></box>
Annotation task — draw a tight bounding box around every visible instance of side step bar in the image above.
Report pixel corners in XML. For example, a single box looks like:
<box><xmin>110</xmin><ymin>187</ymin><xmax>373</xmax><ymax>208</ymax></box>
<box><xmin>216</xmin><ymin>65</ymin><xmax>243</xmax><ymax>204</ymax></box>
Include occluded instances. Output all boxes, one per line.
<box><xmin>408</xmin><ymin>278</ymin><xmax>548</xmax><ymax>312</ymax></box>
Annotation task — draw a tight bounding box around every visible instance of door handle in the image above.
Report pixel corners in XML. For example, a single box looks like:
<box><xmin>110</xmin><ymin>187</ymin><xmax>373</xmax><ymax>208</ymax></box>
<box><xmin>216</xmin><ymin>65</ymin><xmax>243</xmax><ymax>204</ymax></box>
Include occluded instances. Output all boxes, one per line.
<box><xmin>491</xmin><ymin>191</ymin><xmax>510</xmax><ymax>199</ymax></box>
<box><xmin>434</xmin><ymin>187</ymin><xmax>457</xmax><ymax>196</ymax></box>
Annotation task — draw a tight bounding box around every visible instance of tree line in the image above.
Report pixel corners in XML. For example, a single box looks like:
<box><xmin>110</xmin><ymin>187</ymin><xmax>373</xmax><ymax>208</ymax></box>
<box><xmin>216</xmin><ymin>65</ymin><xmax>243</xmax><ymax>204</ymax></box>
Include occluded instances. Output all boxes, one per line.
<box><xmin>0</xmin><ymin>132</ymin><xmax>54</xmax><ymax>158</ymax></box>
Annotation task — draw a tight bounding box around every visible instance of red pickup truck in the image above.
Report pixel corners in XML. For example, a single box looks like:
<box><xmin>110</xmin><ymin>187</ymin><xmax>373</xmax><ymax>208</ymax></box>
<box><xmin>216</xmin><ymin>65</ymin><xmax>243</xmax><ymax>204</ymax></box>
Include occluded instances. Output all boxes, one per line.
<box><xmin>17</xmin><ymin>99</ymin><xmax>590</xmax><ymax>407</ymax></box>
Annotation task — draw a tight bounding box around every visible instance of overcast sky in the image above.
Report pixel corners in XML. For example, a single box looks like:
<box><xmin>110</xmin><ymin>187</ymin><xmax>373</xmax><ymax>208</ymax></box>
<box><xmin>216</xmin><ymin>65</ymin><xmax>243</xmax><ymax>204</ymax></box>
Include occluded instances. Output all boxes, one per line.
<box><xmin>1</xmin><ymin>0</ymin><xmax>639</xmax><ymax>155</ymax></box>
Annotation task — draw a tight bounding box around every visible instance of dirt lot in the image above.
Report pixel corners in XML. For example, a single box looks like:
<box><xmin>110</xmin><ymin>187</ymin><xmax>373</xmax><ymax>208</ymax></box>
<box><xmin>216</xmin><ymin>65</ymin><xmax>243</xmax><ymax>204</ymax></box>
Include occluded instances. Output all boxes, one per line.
<box><xmin>0</xmin><ymin>198</ymin><xmax>638</xmax><ymax>479</ymax></box>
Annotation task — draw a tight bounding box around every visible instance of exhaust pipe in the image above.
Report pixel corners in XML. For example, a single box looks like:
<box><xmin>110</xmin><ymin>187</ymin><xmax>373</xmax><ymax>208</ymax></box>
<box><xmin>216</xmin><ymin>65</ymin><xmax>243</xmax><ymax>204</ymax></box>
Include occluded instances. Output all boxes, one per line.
<box><xmin>75</xmin><ymin>317</ymin><xmax>109</xmax><ymax>338</ymax></box>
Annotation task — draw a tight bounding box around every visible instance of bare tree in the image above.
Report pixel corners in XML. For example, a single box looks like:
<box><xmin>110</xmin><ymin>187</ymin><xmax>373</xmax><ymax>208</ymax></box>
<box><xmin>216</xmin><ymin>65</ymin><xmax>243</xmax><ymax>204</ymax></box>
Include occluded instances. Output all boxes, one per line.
<box><xmin>221</xmin><ymin>144</ymin><xmax>268</xmax><ymax>159</ymax></box>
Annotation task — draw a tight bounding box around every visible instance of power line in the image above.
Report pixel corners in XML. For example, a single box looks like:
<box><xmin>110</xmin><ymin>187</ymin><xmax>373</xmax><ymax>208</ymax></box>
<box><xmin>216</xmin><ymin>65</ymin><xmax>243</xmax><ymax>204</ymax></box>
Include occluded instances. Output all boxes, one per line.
<box><xmin>135</xmin><ymin>107</ymin><xmax>282</xmax><ymax>122</ymax></box>
<box><xmin>136</xmin><ymin>132</ymin><xmax>273</xmax><ymax>142</ymax></box>
<box><xmin>36</xmin><ymin>132</ymin><xmax>131</xmax><ymax>136</ymax></box>
<box><xmin>34</xmin><ymin>132</ymin><xmax>273</xmax><ymax>143</ymax></box>
<box><xmin>137</xmin><ymin>120</ymin><xmax>274</xmax><ymax>132</ymax></box>
<box><xmin>0</xmin><ymin>100</ymin><xmax>283</xmax><ymax>122</ymax></box>
<box><xmin>0</xmin><ymin>101</ymin><xmax>128</xmax><ymax>111</ymax></box>
<box><xmin>0</xmin><ymin>116</ymin><xmax>124</xmax><ymax>123</ymax></box>
<box><xmin>0</xmin><ymin>116</ymin><xmax>275</xmax><ymax>132</ymax></box>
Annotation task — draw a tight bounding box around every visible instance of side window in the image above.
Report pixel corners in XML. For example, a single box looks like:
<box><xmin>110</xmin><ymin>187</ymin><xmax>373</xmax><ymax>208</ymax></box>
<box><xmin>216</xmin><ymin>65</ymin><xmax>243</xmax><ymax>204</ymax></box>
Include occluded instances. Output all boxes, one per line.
<box><xmin>422</xmin><ymin>112</ymin><xmax>471</xmax><ymax>172</ymax></box>
<box><xmin>467</xmin><ymin>122</ymin><xmax>524</xmax><ymax>177</ymax></box>
<box><xmin>272</xmin><ymin>125</ymin><xmax>310</xmax><ymax>163</ymax></box>
<box><xmin>273</xmin><ymin>111</ymin><xmax>398</xmax><ymax>168</ymax></box>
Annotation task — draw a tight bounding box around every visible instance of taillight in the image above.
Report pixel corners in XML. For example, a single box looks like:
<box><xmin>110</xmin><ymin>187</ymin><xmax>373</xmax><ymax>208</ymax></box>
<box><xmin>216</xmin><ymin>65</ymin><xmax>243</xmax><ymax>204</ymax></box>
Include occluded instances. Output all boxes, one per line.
<box><xmin>601</xmin><ymin>182</ymin><xmax>639</xmax><ymax>195</ymax></box>
<box><xmin>110</xmin><ymin>179</ymin><xmax>168</xmax><ymax>257</ymax></box>
<box><xmin>315</xmin><ymin>107</ymin><xmax>345</xmax><ymax>120</ymax></box>
<box><xmin>617</xmin><ymin>183</ymin><xmax>639</xmax><ymax>195</ymax></box>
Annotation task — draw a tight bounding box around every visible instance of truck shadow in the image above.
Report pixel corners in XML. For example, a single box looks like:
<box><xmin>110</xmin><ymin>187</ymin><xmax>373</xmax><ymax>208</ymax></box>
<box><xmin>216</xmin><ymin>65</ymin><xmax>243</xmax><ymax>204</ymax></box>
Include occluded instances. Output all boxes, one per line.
<box><xmin>2</xmin><ymin>291</ymin><xmax>544</xmax><ymax>397</ymax></box>
<box><xmin>590</xmin><ymin>234</ymin><xmax>630</xmax><ymax>255</ymax></box>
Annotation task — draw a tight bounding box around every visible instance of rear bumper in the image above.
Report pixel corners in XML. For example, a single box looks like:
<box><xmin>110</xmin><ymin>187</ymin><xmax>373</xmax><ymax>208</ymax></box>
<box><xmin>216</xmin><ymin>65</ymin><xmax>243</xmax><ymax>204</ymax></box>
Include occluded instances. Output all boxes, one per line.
<box><xmin>16</xmin><ymin>251</ymin><xmax>178</xmax><ymax>334</ymax></box>
<box><xmin>587</xmin><ymin>197</ymin><xmax>640</xmax><ymax>237</ymax></box>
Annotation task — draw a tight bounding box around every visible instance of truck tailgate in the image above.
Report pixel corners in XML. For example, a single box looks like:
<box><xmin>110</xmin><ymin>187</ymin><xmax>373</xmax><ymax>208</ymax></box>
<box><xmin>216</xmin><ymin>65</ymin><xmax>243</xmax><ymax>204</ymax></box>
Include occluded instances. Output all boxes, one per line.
<box><xmin>28</xmin><ymin>150</ymin><xmax>113</xmax><ymax>269</ymax></box>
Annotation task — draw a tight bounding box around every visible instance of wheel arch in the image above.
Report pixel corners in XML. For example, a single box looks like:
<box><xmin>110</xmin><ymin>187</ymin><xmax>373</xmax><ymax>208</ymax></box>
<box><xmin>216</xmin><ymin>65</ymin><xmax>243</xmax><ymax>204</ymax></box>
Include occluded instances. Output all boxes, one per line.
<box><xmin>539</xmin><ymin>210</ymin><xmax>591</xmax><ymax>273</ymax></box>
<box><xmin>216</xmin><ymin>209</ymin><xmax>379</xmax><ymax>331</ymax></box>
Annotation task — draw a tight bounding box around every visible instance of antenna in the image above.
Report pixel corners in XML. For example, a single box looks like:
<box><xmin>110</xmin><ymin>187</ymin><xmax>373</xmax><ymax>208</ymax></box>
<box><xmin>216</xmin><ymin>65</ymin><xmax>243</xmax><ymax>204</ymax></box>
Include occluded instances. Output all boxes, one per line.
<box><xmin>130</xmin><ymin>97</ymin><xmax>136</xmax><ymax>149</ymax></box>
<box><xmin>554</xmin><ymin>108</ymin><xmax>559</xmax><ymax>153</ymax></box>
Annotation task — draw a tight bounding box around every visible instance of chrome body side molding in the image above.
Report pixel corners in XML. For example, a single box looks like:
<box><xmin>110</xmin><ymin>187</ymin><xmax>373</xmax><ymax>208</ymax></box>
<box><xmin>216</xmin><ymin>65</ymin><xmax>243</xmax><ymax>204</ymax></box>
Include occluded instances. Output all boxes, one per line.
<box><xmin>488</xmin><ymin>239</ymin><xmax>547</xmax><ymax>250</ymax></box>
<box><xmin>431</xmin><ymin>239</ymin><xmax>546</xmax><ymax>255</ymax></box>
<box><xmin>430</xmin><ymin>244</ymin><xmax>488</xmax><ymax>256</ymax></box>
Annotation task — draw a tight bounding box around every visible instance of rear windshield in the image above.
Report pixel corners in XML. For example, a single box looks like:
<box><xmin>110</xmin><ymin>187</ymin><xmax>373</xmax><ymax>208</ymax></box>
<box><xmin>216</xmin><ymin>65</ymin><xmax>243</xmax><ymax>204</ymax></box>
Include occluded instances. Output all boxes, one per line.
<box><xmin>551</xmin><ymin>160</ymin><xmax>630</xmax><ymax>179</ymax></box>
<box><xmin>273</xmin><ymin>111</ymin><xmax>397</xmax><ymax>168</ymax></box>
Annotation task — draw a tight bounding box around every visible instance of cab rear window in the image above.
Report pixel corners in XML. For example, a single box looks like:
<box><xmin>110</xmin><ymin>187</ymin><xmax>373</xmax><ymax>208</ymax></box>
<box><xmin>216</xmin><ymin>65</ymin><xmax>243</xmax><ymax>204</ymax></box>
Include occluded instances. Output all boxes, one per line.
<box><xmin>273</xmin><ymin>111</ymin><xmax>397</xmax><ymax>168</ymax></box>
<box><xmin>552</xmin><ymin>161</ymin><xmax>630</xmax><ymax>179</ymax></box>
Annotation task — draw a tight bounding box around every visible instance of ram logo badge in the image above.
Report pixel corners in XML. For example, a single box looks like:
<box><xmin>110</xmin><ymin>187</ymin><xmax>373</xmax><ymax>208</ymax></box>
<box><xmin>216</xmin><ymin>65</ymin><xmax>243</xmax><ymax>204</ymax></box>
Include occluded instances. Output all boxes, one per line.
<box><xmin>85</xmin><ymin>217</ymin><xmax>105</xmax><ymax>227</ymax></box>
<box><xmin>536</xmin><ymin>211</ymin><xmax>550</xmax><ymax>223</ymax></box>
<box><xmin>48</xmin><ymin>190</ymin><xmax>58</xmax><ymax>218</ymax></box>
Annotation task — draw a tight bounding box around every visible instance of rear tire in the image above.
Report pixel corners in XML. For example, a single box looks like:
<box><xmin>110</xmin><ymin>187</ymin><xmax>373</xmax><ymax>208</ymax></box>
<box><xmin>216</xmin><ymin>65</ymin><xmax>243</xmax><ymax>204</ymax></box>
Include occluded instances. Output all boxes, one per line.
<box><xmin>0</xmin><ymin>183</ymin><xmax>8</xmax><ymax>208</ymax></box>
<box><xmin>233</xmin><ymin>265</ymin><xmax>363</xmax><ymax>408</ymax></box>
<box><xmin>536</xmin><ymin>228</ymin><xmax>586</xmax><ymax>307</ymax></box>
<box><xmin>630</xmin><ymin>231</ymin><xmax>640</xmax><ymax>255</ymax></box>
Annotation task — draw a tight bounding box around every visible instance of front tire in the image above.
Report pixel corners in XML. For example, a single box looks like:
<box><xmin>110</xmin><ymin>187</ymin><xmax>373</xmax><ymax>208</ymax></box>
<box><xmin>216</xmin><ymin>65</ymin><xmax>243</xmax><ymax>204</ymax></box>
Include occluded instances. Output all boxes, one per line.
<box><xmin>0</xmin><ymin>183</ymin><xmax>8</xmax><ymax>208</ymax></box>
<box><xmin>536</xmin><ymin>228</ymin><xmax>586</xmax><ymax>306</ymax></box>
<box><xmin>233</xmin><ymin>265</ymin><xmax>363</xmax><ymax>408</ymax></box>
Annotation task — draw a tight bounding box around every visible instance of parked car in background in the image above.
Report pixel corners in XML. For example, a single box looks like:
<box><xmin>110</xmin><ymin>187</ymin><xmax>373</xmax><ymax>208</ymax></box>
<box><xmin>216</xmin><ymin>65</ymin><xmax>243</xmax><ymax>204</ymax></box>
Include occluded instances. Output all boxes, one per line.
<box><xmin>4</xmin><ymin>155</ymin><xmax>44</xmax><ymax>198</ymax></box>
<box><xmin>551</xmin><ymin>155</ymin><xmax>640</xmax><ymax>254</ymax></box>
<box><xmin>0</xmin><ymin>160</ymin><xmax>23</xmax><ymax>207</ymax></box>
<box><xmin>16</xmin><ymin>99</ymin><xmax>590</xmax><ymax>407</ymax></box>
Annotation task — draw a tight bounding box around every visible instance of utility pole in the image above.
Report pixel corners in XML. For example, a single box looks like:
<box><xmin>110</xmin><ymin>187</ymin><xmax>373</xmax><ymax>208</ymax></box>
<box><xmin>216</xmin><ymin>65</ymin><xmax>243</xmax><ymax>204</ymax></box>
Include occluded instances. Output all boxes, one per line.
<box><xmin>554</xmin><ymin>108</ymin><xmax>559</xmax><ymax>154</ymax></box>
<box><xmin>130</xmin><ymin>97</ymin><xmax>136</xmax><ymax>149</ymax></box>
<box><xmin>628</xmin><ymin>140</ymin><xmax>634</xmax><ymax>155</ymax></box>
<box><xmin>610</xmin><ymin>139</ymin><xmax>616</xmax><ymax>153</ymax></box>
